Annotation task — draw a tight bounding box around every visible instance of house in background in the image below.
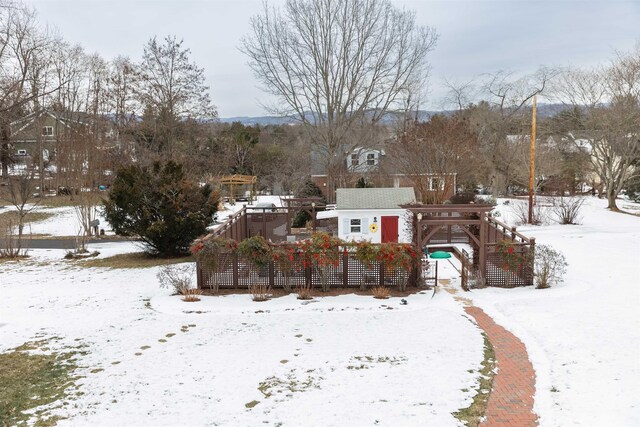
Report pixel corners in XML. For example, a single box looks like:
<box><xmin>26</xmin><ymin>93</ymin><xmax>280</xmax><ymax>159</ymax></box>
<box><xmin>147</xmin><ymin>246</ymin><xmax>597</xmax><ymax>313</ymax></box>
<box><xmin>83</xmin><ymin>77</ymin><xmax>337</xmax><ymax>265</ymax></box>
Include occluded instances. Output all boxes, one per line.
<box><xmin>9</xmin><ymin>110</ymin><xmax>92</xmax><ymax>158</ymax></box>
<box><xmin>336</xmin><ymin>187</ymin><xmax>415</xmax><ymax>243</ymax></box>
<box><xmin>311</xmin><ymin>145</ymin><xmax>456</xmax><ymax>203</ymax></box>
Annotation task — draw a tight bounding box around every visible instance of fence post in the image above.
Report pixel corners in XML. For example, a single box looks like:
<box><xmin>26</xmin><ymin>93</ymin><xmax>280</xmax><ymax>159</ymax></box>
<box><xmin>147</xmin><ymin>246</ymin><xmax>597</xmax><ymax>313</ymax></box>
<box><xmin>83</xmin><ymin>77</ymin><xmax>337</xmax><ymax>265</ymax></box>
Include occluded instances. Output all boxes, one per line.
<box><xmin>342</xmin><ymin>249</ymin><xmax>349</xmax><ymax>287</ymax></box>
<box><xmin>269</xmin><ymin>261</ymin><xmax>275</xmax><ymax>288</ymax></box>
<box><xmin>196</xmin><ymin>263</ymin><xmax>202</xmax><ymax>289</ymax></box>
<box><xmin>232</xmin><ymin>253</ymin><xmax>239</xmax><ymax>288</ymax></box>
<box><xmin>529</xmin><ymin>237</ymin><xmax>536</xmax><ymax>286</ymax></box>
<box><xmin>379</xmin><ymin>262</ymin><xmax>385</xmax><ymax>287</ymax></box>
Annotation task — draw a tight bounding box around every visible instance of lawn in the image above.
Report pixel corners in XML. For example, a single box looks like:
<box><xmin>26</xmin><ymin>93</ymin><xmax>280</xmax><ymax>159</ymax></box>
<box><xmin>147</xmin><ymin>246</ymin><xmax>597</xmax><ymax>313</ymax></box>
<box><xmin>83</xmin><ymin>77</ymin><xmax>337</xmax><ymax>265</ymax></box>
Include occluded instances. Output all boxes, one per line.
<box><xmin>1</xmin><ymin>196</ymin><xmax>638</xmax><ymax>426</ymax></box>
<box><xmin>0</xmin><ymin>243</ymin><xmax>484</xmax><ymax>426</ymax></box>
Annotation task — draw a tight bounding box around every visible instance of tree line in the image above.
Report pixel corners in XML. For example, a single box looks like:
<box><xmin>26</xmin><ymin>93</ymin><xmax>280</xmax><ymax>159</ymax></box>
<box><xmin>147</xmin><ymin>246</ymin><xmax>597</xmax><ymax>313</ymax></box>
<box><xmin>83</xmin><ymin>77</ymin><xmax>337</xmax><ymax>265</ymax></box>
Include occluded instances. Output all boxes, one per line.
<box><xmin>2</xmin><ymin>0</ymin><xmax>638</xmax><ymax>212</ymax></box>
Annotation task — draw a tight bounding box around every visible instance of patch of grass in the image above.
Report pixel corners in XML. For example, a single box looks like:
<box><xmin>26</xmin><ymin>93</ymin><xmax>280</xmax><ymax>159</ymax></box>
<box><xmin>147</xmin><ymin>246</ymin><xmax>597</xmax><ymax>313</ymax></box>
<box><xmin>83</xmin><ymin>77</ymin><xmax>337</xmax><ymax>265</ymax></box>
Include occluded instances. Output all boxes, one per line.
<box><xmin>453</xmin><ymin>333</ymin><xmax>496</xmax><ymax>427</ymax></box>
<box><xmin>258</xmin><ymin>369</ymin><xmax>322</xmax><ymax>399</ymax></box>
<box><xmin>245</xmin><ymin>400</ymin><xmax>260</xmax><ymax>409</ymax></box>
<box><xmin>0</xmin><ymin>210</ymin><xmax>56</xmax><ymax>225</ymax></box>
<box><xmin>78</xmin><ymin>252</ymin><xmax>192</xmax><ymax>269</ymax></box>
<box><xmin>39</xmin><ymin>194</ymin><xmax>105</xmax><ymax>208</ymax></box>
<box><xmin>0</xmin><ymin>340</ymin><xmax>80</xmax><ymax>426</ymax></box>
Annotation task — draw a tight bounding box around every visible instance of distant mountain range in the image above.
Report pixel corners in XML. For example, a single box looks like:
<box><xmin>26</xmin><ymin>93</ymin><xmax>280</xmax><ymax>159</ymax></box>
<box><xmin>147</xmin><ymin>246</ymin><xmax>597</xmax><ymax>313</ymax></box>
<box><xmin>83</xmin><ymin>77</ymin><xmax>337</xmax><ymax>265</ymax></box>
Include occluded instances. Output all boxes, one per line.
<box><xmin>218</xmin><ymin>104</ymin><xmax>572</xmax><ymax>126</ymax></box>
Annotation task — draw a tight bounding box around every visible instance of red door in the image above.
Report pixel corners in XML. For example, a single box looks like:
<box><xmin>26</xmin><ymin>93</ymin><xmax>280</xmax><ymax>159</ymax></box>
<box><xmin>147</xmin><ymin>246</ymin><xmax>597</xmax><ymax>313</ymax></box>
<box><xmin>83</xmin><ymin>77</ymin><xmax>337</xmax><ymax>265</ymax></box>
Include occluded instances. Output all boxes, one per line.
<box><xmin>381</xmin><ymin>216</ymin><xmax>399</xmax><ymax>243</ymax></box>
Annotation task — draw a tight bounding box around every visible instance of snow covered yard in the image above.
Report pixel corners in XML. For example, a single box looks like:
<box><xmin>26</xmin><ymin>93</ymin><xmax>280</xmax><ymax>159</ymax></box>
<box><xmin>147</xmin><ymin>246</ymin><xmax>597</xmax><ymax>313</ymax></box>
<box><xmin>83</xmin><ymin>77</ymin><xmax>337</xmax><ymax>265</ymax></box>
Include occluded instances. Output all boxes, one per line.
<box><xmin>469</xmin><ymin>197</ymin><xmax>640</xmax><ymax>427</ymax></box>
<box><xmin>0</xmin><ymin>242</ymin><xmax>485</xmax><ymax>426</ymax></box>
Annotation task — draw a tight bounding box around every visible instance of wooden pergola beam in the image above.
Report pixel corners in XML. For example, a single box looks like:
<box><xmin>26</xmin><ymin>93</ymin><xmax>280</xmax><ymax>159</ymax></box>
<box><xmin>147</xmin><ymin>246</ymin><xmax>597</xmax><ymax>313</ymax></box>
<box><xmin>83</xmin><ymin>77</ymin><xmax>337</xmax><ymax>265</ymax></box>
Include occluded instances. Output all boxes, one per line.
<box><xmin>419</xmin><ymin>218</ymin><xmax>481</xmax><ymax>225</ymax></box>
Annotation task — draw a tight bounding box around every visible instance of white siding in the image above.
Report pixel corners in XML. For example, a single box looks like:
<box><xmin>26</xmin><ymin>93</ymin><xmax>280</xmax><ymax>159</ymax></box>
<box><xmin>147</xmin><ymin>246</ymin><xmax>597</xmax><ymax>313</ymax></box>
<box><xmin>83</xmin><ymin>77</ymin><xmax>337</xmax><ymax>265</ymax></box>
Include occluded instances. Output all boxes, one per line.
<box><xmin>337</xmin><ymin>209</ymin><xmax>412</xmax><ymax>243</ymax></box>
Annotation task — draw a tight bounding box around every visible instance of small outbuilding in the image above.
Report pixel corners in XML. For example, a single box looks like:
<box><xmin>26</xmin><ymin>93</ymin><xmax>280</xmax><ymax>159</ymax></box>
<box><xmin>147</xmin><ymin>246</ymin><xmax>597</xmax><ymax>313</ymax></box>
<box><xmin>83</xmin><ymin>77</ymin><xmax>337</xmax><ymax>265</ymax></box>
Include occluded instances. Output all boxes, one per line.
<box><xmin>336</xmin><ymin>187</ymin><xmax>416</xmax><ymax>243</ymax></box>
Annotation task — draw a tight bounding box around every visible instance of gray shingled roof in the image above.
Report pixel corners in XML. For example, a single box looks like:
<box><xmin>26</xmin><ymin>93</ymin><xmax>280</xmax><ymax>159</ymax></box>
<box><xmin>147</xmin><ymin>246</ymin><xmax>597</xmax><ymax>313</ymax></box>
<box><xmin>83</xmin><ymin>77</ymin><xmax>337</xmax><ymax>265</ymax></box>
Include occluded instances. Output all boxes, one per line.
<box><xmin>336</xmin><ymin>188</ymin><xmax>416</xmax><ymax>210</ymax></box>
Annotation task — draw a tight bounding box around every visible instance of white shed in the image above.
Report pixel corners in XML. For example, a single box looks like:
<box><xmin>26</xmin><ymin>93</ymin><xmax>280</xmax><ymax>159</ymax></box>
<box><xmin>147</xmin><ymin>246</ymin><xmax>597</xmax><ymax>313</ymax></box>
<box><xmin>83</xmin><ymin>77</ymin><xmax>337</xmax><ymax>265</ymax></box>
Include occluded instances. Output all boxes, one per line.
<box><xmin>336</xmin><ymin>188</ymin><xmax>416</xmax><ymax>243</ymax></box>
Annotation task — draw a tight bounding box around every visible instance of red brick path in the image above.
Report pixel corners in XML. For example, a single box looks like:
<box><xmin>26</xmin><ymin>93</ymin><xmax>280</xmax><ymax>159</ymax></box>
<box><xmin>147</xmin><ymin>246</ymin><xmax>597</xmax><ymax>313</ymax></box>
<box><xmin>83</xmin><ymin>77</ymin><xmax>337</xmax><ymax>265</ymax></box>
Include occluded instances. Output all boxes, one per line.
<box><xmin>465</xmin><ymin>306</ymin><xmax>539</xmax><ymax>427</ymax></box>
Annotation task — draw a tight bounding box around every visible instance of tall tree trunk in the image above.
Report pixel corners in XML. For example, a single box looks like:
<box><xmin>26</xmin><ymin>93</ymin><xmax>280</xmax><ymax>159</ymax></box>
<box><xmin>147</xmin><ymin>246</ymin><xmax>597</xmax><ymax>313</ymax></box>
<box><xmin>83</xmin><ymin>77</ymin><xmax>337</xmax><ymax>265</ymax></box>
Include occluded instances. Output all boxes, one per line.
<box><xmin>606</xmin><ymin>186</ymin><xmax>619</xmax><ymax>211</ymax></box>
<box><xmin>1</xmin><ymin>120</ymin><xmax>11</xmax><ymax>178</ymax></box>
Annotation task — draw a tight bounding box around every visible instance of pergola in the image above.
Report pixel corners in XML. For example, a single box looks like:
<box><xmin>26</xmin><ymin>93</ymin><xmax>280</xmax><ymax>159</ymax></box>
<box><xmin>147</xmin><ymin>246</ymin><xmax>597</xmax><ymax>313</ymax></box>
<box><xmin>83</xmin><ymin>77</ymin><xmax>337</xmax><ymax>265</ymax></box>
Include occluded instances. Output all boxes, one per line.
<box><xmin>405</xmin><ymin>204</ymin><xmax>494</xmax><ymax>276</ymax></box>
<box><xmin>216</xmin><ymin>175</ymin><xmax>257</xmax><ymax>204</ymax></box>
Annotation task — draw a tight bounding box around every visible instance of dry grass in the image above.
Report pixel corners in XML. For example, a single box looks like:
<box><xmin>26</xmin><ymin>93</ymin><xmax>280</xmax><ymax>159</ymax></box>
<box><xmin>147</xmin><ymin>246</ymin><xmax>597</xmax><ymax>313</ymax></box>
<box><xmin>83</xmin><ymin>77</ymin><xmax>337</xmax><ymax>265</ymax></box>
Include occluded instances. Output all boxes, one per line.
<box><xmin>79</xmin><ymin>252</ymin><xmax>192</xmax><ymax>269</ymax></box>
<box><xmin>181</xmin><ymin>288</ymin><xmax>203</xmax><ymax>302</ymax></box>
<box><xmin>38</xmin><ymin>193</ymin><xmax>105</xmax><ymax>208</ymax></box>
<box><xmin>371</xmin><ymin>285</ymin><xmax>391</xmax><ymax>299</ymax></box>
<box><xmin>0</xmin><ymin>210</ymin><xmax>55</xmax><ymax>226</ymax></box>
<box><xmin>250</xmin><ymin>283</ymin><xmax>270</xmax><ymax>302</ymax></box>
<box><xmin>295</xmin><ymin>282</ymin><xmax>313</xmax><ymax>300</ymax></box>
<box><xmin>0</xmin><ymin>339</ymin><xmax>80</xmax><ymax>426</ymax></box>
<box><xmin>452</xmin><ymin>333</ymin><xmax>496</xmax><ymax>426</ymax></box>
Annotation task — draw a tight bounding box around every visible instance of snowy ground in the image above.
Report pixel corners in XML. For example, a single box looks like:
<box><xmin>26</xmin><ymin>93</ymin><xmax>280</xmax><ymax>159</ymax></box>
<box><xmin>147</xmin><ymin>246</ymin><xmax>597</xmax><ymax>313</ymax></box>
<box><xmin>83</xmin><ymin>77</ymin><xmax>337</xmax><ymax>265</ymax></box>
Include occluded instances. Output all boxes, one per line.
<box><xmin>469</xmin><ymin>197</ymin><xmax>640</xmax><ymax>427</ymax></box>
<box><xmin>0</xmin><ymin>242</ymin><xmax>484</xmax><ymax>426</ymax></box>
<box><xmin>1</xmin><ymin>195</ymin><xmax>285</xmax><ymax>237</ymax></box>
<box><xmin>2</xmin><ymin>195</ymin><xmax>639</xmax><ymax>426</ymax></box>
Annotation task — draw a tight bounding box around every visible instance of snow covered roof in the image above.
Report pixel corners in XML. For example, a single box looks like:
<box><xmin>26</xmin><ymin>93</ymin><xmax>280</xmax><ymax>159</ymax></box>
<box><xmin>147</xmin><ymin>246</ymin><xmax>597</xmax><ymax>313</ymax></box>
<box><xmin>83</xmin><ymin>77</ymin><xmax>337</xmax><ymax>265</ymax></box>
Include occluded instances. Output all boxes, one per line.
<box><xmin>336</xmin><ymin>187</ymin><xmax>416</xmax><ymax>210</ymax></box>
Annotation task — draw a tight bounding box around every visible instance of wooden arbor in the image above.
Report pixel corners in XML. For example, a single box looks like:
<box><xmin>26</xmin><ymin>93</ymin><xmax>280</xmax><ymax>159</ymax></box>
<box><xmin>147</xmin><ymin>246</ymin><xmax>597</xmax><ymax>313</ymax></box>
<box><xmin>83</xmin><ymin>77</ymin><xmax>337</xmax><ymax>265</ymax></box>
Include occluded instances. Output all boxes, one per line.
<box><xmin>217</xmin><ymin>175</ymin><xmax>257</xmax><ymax>204</ymax></box>
<box><xmin>404</xmin><ymin>204</ymin><xmax>535</xmax><ymax>287</ymax></box>
<box><xmin>407</xmin><ymin>204</ymin><xmax>493</xmax><ymax>275</ymax></box>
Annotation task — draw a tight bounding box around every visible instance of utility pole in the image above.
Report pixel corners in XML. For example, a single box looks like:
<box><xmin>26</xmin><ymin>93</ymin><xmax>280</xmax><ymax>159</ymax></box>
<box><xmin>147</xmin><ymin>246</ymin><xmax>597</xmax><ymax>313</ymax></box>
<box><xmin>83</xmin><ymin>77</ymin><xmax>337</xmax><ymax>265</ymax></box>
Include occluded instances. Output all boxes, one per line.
<box><xmin>528</xmin><ymin>95</ymin><xmax>537</xmax><ymax>224</ymax></box>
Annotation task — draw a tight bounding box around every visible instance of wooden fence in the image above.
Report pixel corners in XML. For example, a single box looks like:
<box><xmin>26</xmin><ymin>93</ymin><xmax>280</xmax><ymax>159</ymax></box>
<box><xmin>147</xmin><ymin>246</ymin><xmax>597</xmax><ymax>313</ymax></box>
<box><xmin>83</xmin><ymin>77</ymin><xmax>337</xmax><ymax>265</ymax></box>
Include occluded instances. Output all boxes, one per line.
<box><xmin>485</xmin><ymin>216</ymin><xmax>535</xmax><ymax>288</ymax></box>
<box><xmin>196</xmin><ymin>248</ymin><xmax>416</xmax><ymax>290</ymax></box>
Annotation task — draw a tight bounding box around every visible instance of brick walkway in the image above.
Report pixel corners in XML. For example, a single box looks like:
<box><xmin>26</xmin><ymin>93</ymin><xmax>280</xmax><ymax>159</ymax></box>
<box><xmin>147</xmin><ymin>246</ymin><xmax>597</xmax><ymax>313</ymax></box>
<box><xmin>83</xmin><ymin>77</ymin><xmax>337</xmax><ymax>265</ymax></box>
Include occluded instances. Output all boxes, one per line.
<box><xmin>465</xmin><ymin>306</ymin><xmax>539</xmax><ymax>427</ymax></box>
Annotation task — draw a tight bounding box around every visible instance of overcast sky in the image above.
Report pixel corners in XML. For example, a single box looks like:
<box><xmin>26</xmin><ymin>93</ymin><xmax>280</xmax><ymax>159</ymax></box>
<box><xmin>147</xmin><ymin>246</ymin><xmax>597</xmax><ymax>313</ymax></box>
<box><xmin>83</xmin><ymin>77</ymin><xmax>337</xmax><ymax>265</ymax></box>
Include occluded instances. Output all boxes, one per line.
<box><xmin>27</xmin><ymin>0</ymin><xmax>639</xmax><ymax>117</ymax></box>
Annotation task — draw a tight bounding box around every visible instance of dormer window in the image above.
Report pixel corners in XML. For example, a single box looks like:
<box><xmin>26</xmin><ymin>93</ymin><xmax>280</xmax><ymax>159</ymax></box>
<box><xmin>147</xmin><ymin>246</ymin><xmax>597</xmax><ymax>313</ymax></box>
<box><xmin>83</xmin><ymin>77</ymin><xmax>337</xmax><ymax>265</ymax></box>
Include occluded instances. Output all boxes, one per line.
<box><xmin>366</xmin><ymin>153</ymin><xmax>376</xmax><ymax>165</ymax></box>
<box><xmin>42</xmin><ymin>126</ymin><xmax>53</xmax><ymax>136</ymax></box>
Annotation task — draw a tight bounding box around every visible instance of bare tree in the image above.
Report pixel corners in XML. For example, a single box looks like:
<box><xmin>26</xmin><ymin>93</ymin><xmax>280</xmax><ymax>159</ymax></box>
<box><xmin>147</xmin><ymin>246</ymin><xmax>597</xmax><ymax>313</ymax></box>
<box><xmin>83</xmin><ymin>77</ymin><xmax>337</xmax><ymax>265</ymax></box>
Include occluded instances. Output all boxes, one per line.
<box><xmin>390</xmin><ymin>114</ymin><xmax>478</xmax><ymax>202</ymax></box>
<box><xmin>462</xmin><ymin>68</ymin><xmax>556</xmax><ymax>195</ymax></box>
<box><xmin>242</xmin><ymin>0</ymin><xmax>438</xmax><ymax>201</ymax></box>
<box><xmin>0</xmin><ymin>168</ymin><xmax>39</xmax><ymax>255</ymax></box>
<box><xmin>134</xmin><ymin>36</ymin><xmax>216</xmax><ymax>155</ymax></box>
<box><xmin>552</xmin><ymin>48</ymin><xmax>640</xmax><ymax>210</ymax></box>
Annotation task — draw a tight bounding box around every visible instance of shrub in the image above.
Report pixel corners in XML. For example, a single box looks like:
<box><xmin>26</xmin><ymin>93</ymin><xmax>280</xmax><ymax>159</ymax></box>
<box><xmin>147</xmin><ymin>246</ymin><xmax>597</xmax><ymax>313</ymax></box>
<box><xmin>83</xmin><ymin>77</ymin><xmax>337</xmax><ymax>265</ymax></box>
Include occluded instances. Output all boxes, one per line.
<box><xmin>295</xmin><ymin>281</ymin><xmax>313</xmax><ymax>300</ymax></box>
<box><xmin>250</xmin><ymin>283</ymin><xmax>270</xmax><ymax>302</ymax></box>
<box><xmin>182</xmin><ymin>288</ymin><xmax>202</xmax><ymax>302</ymax></box>
<box><xmin>551</xmin><ymin>196</ymin><xmax>585</xmax><ymax>225</ymax></box>
<box><xmin>354</xmin><ymin>241</ymin><xmax>379</xmax><ymax>268</ymax></box>
<box><xmin>272</xmin><ymin>244</ymin><xmax>299</xmax><ymax>292</ymax></box>
<box><xmin>157</xmin><ymin>263</ymin><xmax>195</xmax><ymax>295</ymax></box>
<box><xmin>534</xmin><ymin>244</ymin><xmax>568</xmax><ymax>289</ymax></box>
<box><xmin>298</xmin><ymin>232</ymin><xmax>342</xmax><ymax>292</ymax></box>
<box><xmin>371</xmin><ymin>286</ymin><xmax>391</xmax><ymax>299</ymax></box>
<box><xmin>237</xmin><ymin>236</ymin><xmax>272</xmax><ymax>269</ymax></box>
<box><xmin>449</xmin><ymin>191</ymin><xmax>476</xmax><ymax>204</ymax></box>
<box><xmin>103</xmin><ymin>160</ymin><xmax>218</xmax><ymax>257</ymax></box>
<box><xmin>496</xmin><ymin>240</ymin><xmax>528</xmax><ymax>287</ymax></box>
<box><xmin>292</xmin><ymin>179</ymin><xmax>327</xmax><ymax>228</ymax></box>
<box><xmin>191</xmin><ymin>237</ymin><xmax>237</xmax><ymax>293</ymax></box>
<box><xmin>511</xmin><ymin>199</ymin><xmax>548</xmax><ymax>225</ymax></box>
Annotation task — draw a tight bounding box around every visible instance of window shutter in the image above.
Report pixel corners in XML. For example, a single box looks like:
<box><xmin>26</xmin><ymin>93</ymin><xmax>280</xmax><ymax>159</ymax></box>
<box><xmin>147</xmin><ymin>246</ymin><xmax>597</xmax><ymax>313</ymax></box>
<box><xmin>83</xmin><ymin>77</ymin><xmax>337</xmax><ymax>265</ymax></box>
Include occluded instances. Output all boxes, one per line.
<box><xmin>361</xmin><ymin>217</ymin><xmax>369</xmax><ymax>234</ymax></box>
<box><xmin>342</xmin><ymin>218</ymin><xmax>350</xmax><ymax>234</ymax></box>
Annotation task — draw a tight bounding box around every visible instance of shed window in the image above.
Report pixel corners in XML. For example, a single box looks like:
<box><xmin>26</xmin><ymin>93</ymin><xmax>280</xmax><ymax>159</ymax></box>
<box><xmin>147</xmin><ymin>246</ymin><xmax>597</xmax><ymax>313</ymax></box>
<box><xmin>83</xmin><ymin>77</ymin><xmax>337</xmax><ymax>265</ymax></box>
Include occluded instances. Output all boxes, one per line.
<box><xmin>42</xmin><ymin>126</ymin><xmax>53</xmax><ymax>136</ymax></box>
<box><xmin>351</xmin><ymin>154</ymin><xmax>359</xmax><ymax>166</ymax></box>
<box><xmin>350</xmin><ymin>218</ymin><xmax>361</xmax><ymax>233</ymax></box>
